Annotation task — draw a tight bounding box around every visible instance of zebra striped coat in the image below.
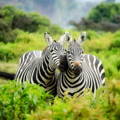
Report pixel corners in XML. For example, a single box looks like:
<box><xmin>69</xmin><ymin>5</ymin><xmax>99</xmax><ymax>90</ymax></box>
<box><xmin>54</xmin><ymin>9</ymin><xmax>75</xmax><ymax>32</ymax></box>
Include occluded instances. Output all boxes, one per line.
<box><xmin>57</xmin><ymin>40</ymin><xmax>105</xmax><ymax>97</ymax></box>
<box><xmin>15</xmin><ymin>41</ymin><xmax>65</xmax><ymax>95</ymax></box>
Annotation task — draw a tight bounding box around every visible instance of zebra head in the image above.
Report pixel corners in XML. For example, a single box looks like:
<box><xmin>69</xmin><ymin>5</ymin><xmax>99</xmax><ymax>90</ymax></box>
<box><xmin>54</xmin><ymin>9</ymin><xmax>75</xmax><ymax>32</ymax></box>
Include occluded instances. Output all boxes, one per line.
<box><xmin>44</xmin><ymin>32</ymin><xmax>66</xmax><ymax>68</ymax></box>
<box><xmin>67</xmin><ymin>39</ymin><xmax>84</xmax><ymax>75</ymax></box>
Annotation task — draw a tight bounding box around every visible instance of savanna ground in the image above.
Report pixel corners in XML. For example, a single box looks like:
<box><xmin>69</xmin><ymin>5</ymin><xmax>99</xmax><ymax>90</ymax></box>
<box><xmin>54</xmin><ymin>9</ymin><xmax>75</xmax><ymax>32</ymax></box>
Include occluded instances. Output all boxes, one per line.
<box><xmin>0</xmin><ymin>5</ymin><xmax>120</xmax><ymax>120</ymax></box>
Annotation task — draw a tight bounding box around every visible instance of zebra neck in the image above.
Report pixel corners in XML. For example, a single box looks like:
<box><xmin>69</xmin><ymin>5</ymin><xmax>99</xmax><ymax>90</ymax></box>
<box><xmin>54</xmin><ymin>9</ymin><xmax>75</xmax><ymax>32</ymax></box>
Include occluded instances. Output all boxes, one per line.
<box><xmin>66</xmin><ymin>68</ymin><xmax>83</xmax><ymax>81</ymax></box>
<box><xmin>43</xmin><ymin>55</ymin><xmax>56</xmax><ymax>73</ymax></box>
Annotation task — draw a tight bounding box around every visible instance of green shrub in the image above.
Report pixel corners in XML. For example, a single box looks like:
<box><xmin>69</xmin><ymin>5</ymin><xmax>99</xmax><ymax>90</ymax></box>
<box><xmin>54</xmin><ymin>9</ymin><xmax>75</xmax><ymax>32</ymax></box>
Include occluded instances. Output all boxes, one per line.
<box><xmin>12</xmin><ymin>12</ymin><xmax>51</xmax><ymax>33</ymax></box>
<box><xmin>70</xmin><ymin>3</ymin><xmax>120</xmax><ymax>31</ymax></box>
<box><xmin>0</xmin><ymin>81</ymin><xmax>120</xmax><ymax>120</ymax></box>
<box><xmin>88</xmin><ymin>3</ymin><xmax>120</xmax><ymax>23</ymax></box>
<box><xmin>0</xmin><ymin>5</ymin><xmax>63</xmax><ymax>44</ymax></box>
<box><xmin>27</xmin><ymin>81</ymin><xmax>120</xmax><ymax>120</ymax></box>
<box><xmin>0</xmin><ymin>81</ymin><xmax>52</xmax><ymax>120</ymax></box>
<box><xmin>0</xmin><ymin>30</ymin><xmax>47</xmax><ymax>61</ymax></box>
<box><xmin>0</xmin><ymin>20</ymin><xmax>16</xmax><ymax>43</ymax></box>
<box><xmin>49</xmin><ymin>24</ymin><xmax>64</xmax><ymax>34</ymax></box>
<box><xmin>0</xmin><ymin>5</ymin><xmax>17</xmax><ymax>24</ymax></box>
<box><xmin>110</xmin><ymin>39</ymin><xmax>120</xmax><ymax>48</ymax></box>
<box><xmin>0</xmin><ymin>45</ymin><xmax>15</xmax><ymax>61</ymax></box>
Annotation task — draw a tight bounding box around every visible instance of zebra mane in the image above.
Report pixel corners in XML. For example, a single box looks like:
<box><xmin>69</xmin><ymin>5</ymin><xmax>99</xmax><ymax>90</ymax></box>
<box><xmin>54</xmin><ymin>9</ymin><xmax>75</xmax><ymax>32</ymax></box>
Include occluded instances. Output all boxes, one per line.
<box><xmin>42</xmin><ymin>46</ymin><xmax>49</xmax><ymax>56</ymax></box>
<box><xmin>59</xmin><ymin>54</ymin><xmax>68</xmax><ymax>72</ymax></box>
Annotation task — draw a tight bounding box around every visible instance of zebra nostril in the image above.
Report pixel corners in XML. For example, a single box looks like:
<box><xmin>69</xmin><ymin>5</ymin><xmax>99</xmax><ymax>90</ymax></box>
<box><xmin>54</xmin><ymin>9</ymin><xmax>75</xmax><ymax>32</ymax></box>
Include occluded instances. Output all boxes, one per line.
<box><xmin>72</xmin><ymin>61</ymin><xmax>81</xmax><ymax>67</ymax></box>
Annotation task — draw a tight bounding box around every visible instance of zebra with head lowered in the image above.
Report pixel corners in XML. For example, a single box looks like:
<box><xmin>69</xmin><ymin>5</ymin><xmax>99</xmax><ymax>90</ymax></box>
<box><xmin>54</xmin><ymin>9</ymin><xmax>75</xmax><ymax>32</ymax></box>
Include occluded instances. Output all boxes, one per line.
<box><xmin>57</xmin><ymin>33</ymin><xmax>105</xmax><ymax>97</ymax></box>
<box><xmin>15</xmin><ymin>32</ymin><xmax>70</xmax><ymax>95</ymax></box>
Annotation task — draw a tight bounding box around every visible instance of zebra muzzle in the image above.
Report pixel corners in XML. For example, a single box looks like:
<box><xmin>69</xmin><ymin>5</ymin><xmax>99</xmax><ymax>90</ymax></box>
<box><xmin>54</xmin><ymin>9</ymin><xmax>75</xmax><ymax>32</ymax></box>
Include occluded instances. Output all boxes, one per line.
<box><xmin>73</xmin><ymin>65</ymin><xmax>82</xmax><ymax>75</ymax></box>
<box><xmin>72</xmin><ymin>61</ymin><xmax>81</xmax><ymax>67</ymax></box>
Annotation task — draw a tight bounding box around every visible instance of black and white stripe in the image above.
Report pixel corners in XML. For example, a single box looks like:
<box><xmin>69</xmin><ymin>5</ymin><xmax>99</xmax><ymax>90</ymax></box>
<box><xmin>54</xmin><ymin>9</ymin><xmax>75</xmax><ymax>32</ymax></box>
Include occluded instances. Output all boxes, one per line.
<box><xmin>15</xmin><ymin>33</ymin><xmax>66</xmax><ymax>95</ymax></box>
<box><xmin>57</xmin><ymin>39</ymin><xmax>105</xmax><ymax>97</ymax></box>
<box><xmin>16</xmin><ymin>50</ymin><xmax>42</xmax><ymax>73</ymax></box>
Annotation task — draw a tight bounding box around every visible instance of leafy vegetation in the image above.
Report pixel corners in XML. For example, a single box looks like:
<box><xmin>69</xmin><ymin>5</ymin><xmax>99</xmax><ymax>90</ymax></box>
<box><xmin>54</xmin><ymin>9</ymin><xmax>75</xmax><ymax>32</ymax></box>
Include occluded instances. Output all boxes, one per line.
<box><xmin>0</xmin><ymin>5</ymin><xmax>63</xmax><ymax>43</ymax></box>
<box><xmin>0</xmin><ymin>82</ymin><xmax>52</xmax><ymax>120</ymax></box>
<box><xmin>88</xmin><ymin>3</ymin><xmax>120</xmax><ymax>23</ymax></box>
<box><xmin>70</xmin><ymin>3</ymin><xmax>120</xmax><ymax>32</ymax></box>
<box><xmin>0</xmin><ymin>80</ymin><xmax>120</xmax><ymax>120</ymax></box>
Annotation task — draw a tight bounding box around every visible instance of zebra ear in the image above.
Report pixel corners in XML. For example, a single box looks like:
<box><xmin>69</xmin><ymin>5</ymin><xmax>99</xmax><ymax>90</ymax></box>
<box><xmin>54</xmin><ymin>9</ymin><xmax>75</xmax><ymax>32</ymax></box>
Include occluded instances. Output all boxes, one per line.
<box><xmin>58</xmin><ymin>32</ymin><xmax>72</xmax><ymax>45</ymax></box>
<box><xmin>77</xmin><ymin>31</ymin><xmax>87</xmax><ymax>44</ymax></box>
<box><xmin>44</xmin><ymin>32</ymin><xmax>53</xmax><ymax>45</ymax></box>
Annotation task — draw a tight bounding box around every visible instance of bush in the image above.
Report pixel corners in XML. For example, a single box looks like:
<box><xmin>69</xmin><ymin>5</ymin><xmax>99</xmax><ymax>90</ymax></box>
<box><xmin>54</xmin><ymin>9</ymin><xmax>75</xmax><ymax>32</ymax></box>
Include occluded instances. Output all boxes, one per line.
<box><xmin>0</xmin><ymin>80</ymin><xmax>120</xmax><ymax>120</ymax></box>
<box><xmin>88</xmin><ymin>3</ymin><xmax>120</xmax><ymax>23</ymax></box>
<box><xmin>70</xmin><ymin>3</ymin><xmax>120</xmax><ymax>31</ymax></box>
<box><xmin>0</xmin><ymin>44</ymin><xmax>15</xmax><ymax>61</ymax></box>
<box><xmin>12</xmin><ymin>12</ymin><xmax>51</xmax><ymax>33</ymax></box>
<box><xmin>0</xmin><ymin>81</ymin><xmax>52</xmax><ymax>120</ymax></box>
<box><xmin>49</xmin><ymin>24</ymin><xmax>64</xmax><ymax>34</ymax></box>
<box><xmin>27</xmin><ymin>81</ymin><xmax>120</xmax><ymax>120</ymax></box>
<box><xmin>110</xmin><ymin>39</ymin><xmax>120</xmax><ymax>48</ymax></box>
<box><xmin>0</xmin><ymin>5</ymin><xmax>63</xmax><ymax>44</ymax></box>
<box><xmin>0</xmin><ymin>30</ymin><xmax>47</xmax><ymax>61</ymax></box>
<box><xmin>0</xmin><ymin>20</ymin><xmax>16</xmax><ymax>43</ymax></box>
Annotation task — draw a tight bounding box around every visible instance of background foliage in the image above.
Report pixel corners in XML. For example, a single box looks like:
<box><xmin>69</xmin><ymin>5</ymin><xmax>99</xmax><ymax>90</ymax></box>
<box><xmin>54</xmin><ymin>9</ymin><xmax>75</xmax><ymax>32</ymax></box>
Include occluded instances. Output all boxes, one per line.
<box><xmin>0</xmin><ymin>4</ymin><xmax>120</xmax><ymax>120</ymax></box>
<box><xmin>70</xmin><ymin>3</ymin><xmax>120</xmax><ymax>32</ymax></box>
<box><xmin>0</xmin><ymin>80</ymin><xmax>120</xmax><ymax>120</ymax></box>
<box><xmin>0</xmin><ymin>6</ymin><xmax>63</xmax><ymax>43</ymax></box>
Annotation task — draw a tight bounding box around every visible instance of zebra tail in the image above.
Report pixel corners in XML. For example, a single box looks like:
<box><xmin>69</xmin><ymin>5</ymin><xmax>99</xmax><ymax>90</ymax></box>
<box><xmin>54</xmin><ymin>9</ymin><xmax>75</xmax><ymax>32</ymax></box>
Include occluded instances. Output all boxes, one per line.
<box><xmin>0</xmin><ymin>71</ymin><xmax>15</xmax><ymax>80</ymax></box>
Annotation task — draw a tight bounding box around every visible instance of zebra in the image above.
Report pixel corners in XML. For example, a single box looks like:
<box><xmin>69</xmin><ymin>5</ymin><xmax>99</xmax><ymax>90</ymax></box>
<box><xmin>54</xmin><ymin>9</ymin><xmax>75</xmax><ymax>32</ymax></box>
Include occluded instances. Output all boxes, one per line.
<box><xmin>57</xmin><ymin>36</ymin><xmax>105</xmax><ymax>97</ymax></box>
<box><xmin>16</xmin><ymin>32</ymin><xmax>71</xmax><ymax>77</ymax></box>
<box><xmin>15</xmin><ymin>32</ymin><xmax>68</xmax><ymax>95</ymax></box>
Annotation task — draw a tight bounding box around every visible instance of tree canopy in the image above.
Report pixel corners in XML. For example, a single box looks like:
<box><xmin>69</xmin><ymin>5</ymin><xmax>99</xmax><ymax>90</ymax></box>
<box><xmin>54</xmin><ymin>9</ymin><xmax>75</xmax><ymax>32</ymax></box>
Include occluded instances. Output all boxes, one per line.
<box><xmin>70</xmin><ymin>3</ymin><xmax>120</xmax><ymax>32</ymax></box>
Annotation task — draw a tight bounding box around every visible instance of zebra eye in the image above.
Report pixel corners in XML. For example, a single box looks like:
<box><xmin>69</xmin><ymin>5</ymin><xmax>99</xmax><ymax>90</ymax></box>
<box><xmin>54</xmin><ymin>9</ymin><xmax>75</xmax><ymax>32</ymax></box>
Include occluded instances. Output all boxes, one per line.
<box><xmin>50</xmin><ymin>49</ymin><xmax>54</xmax><ymax>52</ymax></box>
<box><xmin>67</xmin><ymin>50</ymin><xmax>70</xmax><ymax>54</ymax></box>
<box><xmin>81</xmin><ymin>48</ymin><xmax>84</xmax><ymax>53</ymax></box>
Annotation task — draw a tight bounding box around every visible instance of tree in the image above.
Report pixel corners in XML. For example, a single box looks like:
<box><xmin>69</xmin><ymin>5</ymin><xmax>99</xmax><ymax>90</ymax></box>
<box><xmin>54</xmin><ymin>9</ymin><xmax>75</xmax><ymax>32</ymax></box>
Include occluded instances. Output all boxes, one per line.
<box><xmin>70</xmin><ymin>3</ymin><xmax>120</xmax><ymax>32</ymax></box>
